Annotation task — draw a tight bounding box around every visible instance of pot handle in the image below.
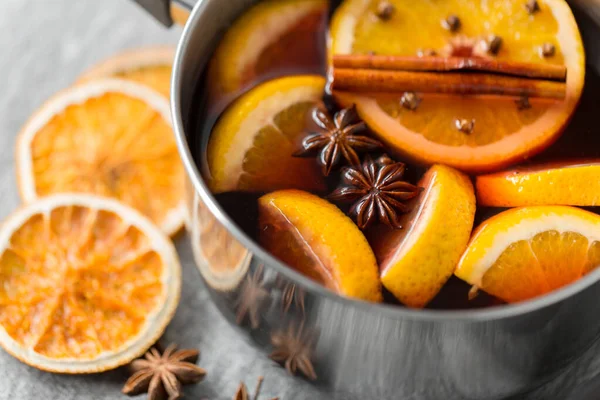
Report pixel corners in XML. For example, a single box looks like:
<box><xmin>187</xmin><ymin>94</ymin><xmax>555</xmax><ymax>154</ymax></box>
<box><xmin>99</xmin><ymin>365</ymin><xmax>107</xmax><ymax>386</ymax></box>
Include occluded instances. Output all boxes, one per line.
<box><xmin>132</xmin><ymin>0</ymin><xmax>198</xmax><ymax>26</ymax></box>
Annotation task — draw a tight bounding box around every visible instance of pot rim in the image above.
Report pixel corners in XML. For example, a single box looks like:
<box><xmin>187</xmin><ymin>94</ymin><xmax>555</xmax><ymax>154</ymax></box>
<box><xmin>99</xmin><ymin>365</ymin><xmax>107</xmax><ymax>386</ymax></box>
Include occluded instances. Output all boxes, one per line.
<box><xmin>170</xmin><ymin>0</ymin><xmax>600</xmax><ymax>322</ymax></box>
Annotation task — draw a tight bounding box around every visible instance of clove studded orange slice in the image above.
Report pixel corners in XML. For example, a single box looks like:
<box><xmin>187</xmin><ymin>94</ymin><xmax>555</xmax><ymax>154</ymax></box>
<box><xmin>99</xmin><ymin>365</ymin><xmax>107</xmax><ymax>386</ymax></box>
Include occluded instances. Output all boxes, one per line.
<box><xmin>77</xmin><ymin>46</ymin><xmax>174</xmax><ymax>98</ymax></box>
<box><xmin>370</xmin><ymin>165</ymin><xmax>475</xmax><ymax>308</ymax></box>
<box><xmin>207</xmin><ymin>75</ymin><xmax>327</xmax><ymax>194</ymax></box>
<box><xmin>16</xmin><ymin>79</ymin><xmax>186</xmax><ymax>236</ymax></box>
<box><xmin>455</xmin><ymin>206</ymin><xmax>600</xmax><ymax>303</ymax></box>
<box><xmin>476</xmin><ymin>160</ymin><xmax>600</xmax><ymax>207</ymax></box>
<box><xmin>0</xmin><ymin>194</ymin><xmax>181</xmax><ymax>373</ymax></box>
<box><xmin>208</xmin><ymin>0</ymin><xmax>327</xmax><ymax>98</ymax></box>
<box><xmin>258</xmin><ymin>189</ymin><xmax>383</xmax><ymax>302</ymax></box>
<box><xmin>330</xmin><ymin>0</ymin><xmax>585</xmax><ymax>172</ymax></box>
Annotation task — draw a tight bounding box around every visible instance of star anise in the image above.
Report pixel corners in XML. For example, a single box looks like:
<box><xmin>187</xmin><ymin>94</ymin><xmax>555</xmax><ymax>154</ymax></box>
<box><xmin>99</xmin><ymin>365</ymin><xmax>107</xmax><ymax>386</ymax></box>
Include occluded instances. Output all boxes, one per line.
<box><xmin>276</xmin><ymin>276</ymin><xmax>305</xmax><ymax>315</ymax></box>
<box><xmin>269</xmin><ymin>322</ymin><xmax>317</xmax><ymax>381</ymax></box>
<box><xmin>233</xmin><ymin>376</ymin><xmax>279</xmax><ymax>400</ymax></box>
<box><xmin>294</xmin><ymin>106</ymin><xmax>383</xmax><ymax>176</ymax></box>
<box><xmin>234</xmin><ymin>264</ymin><xmax>269</xmax><ymax>329</ymax></box>
<box><xmin>123</xmin><ymin>344</ymin><xmax>206</xmax><ymax>400</ymax></box>
<box><xmin>328</xmin><ymin>155</ymin><xmax>422</xmax><ymax>229</ymax></box>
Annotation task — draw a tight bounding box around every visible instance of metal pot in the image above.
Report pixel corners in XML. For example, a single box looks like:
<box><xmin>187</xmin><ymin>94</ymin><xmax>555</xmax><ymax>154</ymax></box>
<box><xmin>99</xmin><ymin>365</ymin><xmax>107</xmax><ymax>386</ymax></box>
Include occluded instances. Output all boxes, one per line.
<box><xmin>136</xmin><ymin>1</ymin><xmax>600</xmax><ymax>398</ymax></box>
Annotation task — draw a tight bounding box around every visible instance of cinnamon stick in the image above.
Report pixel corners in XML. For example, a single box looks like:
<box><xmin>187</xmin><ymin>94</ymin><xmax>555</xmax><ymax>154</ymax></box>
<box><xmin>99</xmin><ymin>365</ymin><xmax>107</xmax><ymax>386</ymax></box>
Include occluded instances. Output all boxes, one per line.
<box><xmin>333</xmin><ymin>69</ymin><xmax>566</xmax><ymax>99</ymax></box>
<box><xmin>333</xmin><ymin>55</ymin><xmax>567</xmax><ymax>82</ymax></box>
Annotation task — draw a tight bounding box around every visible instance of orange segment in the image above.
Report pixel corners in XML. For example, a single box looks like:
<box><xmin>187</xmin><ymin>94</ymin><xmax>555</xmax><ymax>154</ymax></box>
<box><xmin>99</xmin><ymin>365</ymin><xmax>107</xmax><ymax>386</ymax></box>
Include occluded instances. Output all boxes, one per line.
<box><xmin>476</xmin><ymin>160</ymin><xmax>600</xmax><ymax>207</ymax></box>
<box><xmin>0</xmin><ymin>194</ymin><xmax>180</xmax><ymax>373</ymax></box>
<box><xmin>370</xmin><ymin>165</ymin><xmax>475</xmax><ymax>308</ymax></box>
<box><xmin>330</xmin><ymin>0</ymin><xmax>585</xmax><ymax>172</ymax></box>
<box><xmin>16</xmin><ymin>79</ymin><xmax>186</xmax><ymax>236</ymax></box>
<box><xmin>77</xmin><ymin>46</ymin><xmax>174</xmax><ymax>98</ymax></box>
<box><xmin>455</xmin><ymin>206</ymin><xmax>600</xmax><ymax>303</ymax></box>
<box><xmin>258</xmin><ymin>189</ymin><xmax>382</xmax><ymax>302</ymax></box>
<box><xmin>208</xmin><ymin>0</ymin><xmax>327</xmax><ymax>98</ymax></box>
<box><xmin>207</xmin><ymin>75</ymin><xmax>327</xmax><ymax>194</ymax></box>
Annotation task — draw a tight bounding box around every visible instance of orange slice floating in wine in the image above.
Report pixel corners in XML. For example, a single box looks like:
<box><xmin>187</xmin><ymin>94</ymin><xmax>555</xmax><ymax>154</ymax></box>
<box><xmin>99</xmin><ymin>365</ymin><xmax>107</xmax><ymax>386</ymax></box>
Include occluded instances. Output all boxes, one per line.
<box><xmin>455</xmin><ymin>206</ymin><xmax>600</xmax><ymax>303</ymax></box>
<box><xmin>370</xmin><ymin>165</ymin><xmax>475</xmax><ymax>308</ymax></box>
<box><xmin>207</xmin><ymin>75</ymin><xmax>327</xmax><ymax>194</ymax></box>
<box><xmin>476</xmin><ymin>160</ymin><xmax>600</xmax><ymax>207</ymax></box>
<box><xmin>208</xmin><ymin>0</ymin><xmax>327</xmax><ymax>99</ymax></box>
<box><xmin>330</xmin><ymin>0</ymin><xmax>585</xmax><ymax>172</ymax></box>
<box><xmin>258</xmin><ymin>189</ymin><xmax>382</xmax><ymax>302</ymax></box>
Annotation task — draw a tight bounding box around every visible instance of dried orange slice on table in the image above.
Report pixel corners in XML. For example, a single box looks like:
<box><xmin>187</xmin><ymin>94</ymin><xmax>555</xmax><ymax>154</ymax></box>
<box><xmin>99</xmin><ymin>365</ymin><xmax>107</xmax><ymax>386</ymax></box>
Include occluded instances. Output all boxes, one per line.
<box><xmin>207</xmin><ymin>75</ymin><xmax>327</xmax><ymax>193</ymax></box>
<box><xmin>370</xmin><ymin>164</ymin><xmax>476</xmax><ymax>308</ymax></box>
<box><xmin>16</xmin><ymin>79</ymin><xmax>186</xmax><ymax>236</ymax></box>
<box><xmin>259</xmin><ymin>189</ymin><xmax>382</xmax><ymax>302</ymax></box>
<box><xmin>476</xmin><ymin>160</ymin><xmax>600</xmax><ymax>207</ymax></box>
<box><xmin>455</xmin><ymin>206</ymin><xmax>600</xmax><ymax>303</ymax></box>
<box><xmin>78</xmin><ymin>46</ymin><xmax>174</xmax><ymax>98</ymax></box>
<box><xmin>330</xmin><ymin>0</ymin><xmax>585</xmax><ymax>172</ymax></box>
<box><xmin>0</xmin><ymin>194</ymin><xmax>180</xmax><ymax>373</ymax></box>
<box><xmin>208</xmin><ymin>0</ymin><xmax>327</xmax><ymax>99</ymax></box>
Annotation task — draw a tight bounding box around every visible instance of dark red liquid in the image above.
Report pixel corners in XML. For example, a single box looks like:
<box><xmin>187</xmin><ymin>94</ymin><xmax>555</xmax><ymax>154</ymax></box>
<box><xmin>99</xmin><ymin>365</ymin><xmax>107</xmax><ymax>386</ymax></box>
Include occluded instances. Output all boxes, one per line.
<box><xmin>191</xmin><ymin>1</ymin><xmax>600</xmax><ymax>310</ymax></box>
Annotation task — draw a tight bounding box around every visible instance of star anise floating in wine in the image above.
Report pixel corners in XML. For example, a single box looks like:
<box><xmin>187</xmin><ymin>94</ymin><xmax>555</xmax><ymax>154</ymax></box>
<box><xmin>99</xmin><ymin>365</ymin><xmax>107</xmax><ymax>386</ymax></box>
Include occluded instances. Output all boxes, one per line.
<box><xmin>122</xmin><ymin>344</ymin><xmax>206</xmax><ymax>400</ymax></box>
<box><xmin>294</xmin><ymin>105</ymin><xmax>383</xmax><ymax>176</ymax></box>
<box><xmin>329</xmin><ymin>154</ymin><xmax>423</xmax><ymax>229</ymax></box>
<box><xmin>269</xmin><ymin>322</ymin><xmax>317</xmax><ymax>381</ymax></box>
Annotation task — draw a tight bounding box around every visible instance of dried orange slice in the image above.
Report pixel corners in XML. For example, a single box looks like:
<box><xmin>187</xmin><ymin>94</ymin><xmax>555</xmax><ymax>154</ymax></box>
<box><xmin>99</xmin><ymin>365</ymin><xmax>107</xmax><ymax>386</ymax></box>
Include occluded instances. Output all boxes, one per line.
<box><xmin>16</xmin><ymin>79</ymin><xmax>186</xmax><ymax>236</ymax></box>
<box><xmin>190</xmin><ymin>194</ymin><xmax>250</xmax><ymax>290</ymax></box>
<box><xmin>78</xmin><ymin>46</ymin><xmax>174</xmax><ymax>98</ymax></box>
<box><xmin>330</xmin><ymin>0</ymin><xmax>585</xmax><ymax>172</ymax></box>
<box><xmin>370</xmin><ymin>165</ymin><xmax>475</xmax><ymax>308</ymax></box>
<box><xmin>476</xmin><ymin>160</ymin><xmax>600</xmax><ymax>207</ymax></box>
<box><xmin>259</xmin><ymin>189</ymin><xmax>382</xmax><ymax>302</ymax></box>
<box><xmin>207</xmin><ymin>75</ymin><xmax>327</xmax><ymax>194</ymax></box>
<box><xmin>0</xmin><ymin>194</ymin><xmax>181</xmax><ymax>373</ymax></box>
<box><xmin>208</xmin><ymin>0</ymin><xmax>327</xmax><ymax>98</ymax></box>
<box><xmin>455</xmin><ymin>206</ymin><xmax>600</xmax><ymax>303</ymax></box>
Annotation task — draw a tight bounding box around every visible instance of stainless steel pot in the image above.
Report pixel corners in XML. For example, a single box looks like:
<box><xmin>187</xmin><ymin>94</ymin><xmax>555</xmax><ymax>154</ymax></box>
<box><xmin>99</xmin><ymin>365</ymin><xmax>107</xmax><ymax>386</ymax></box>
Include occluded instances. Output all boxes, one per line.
<box><xmin>136</xmin><ymin>1</ymin><xmax>600</xmax><ymax>398</ymax></box>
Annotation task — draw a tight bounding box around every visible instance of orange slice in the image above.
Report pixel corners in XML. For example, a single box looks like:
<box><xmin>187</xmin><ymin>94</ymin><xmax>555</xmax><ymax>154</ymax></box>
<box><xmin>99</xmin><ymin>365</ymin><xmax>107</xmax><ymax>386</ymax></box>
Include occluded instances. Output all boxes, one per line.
<box><xmin>476</xmin><ymin>160</ymin><xmax>600</xmax><ymax>207</ymax></box>
<box><xmin>78</xmin><ymin>46</ymin><xmax>174</xmax><ymax>98</ymax></box>
<box><xmin>370</xmin><ymin>165</ymin><xmax>475</xmax><ymax>308</ymax></box>
<box><xmin>330</xmin><ymin>0</ymin><xmax>585</xmax><ymax>172</ymax></box>
<box><xmin>190</xmin><ymin>194</ymin><xmax>250</xmax><ymax>290</ymax></box>
<box><xmin>207</xmin><ymin>75</ymin><xmax>327</xmax><ymax>194</ymax></box>
<box><xmin>0</xmin><ymin>194</ymin><xmax>181</xmax><ymax>373</ymax></box>
<box><xmin>455</xmin><ymin>206</ymin><xmax>600</xmax><ymax>303</ymax></box>
<box><xmin>208</xmin><ymin>0</ymin><xmax>327</xmax><ymax>98</ymax></box>
<box><xmin>16</xmin><ymin>79</ymin><xmax>186</xmax><ymax>236</ymax></box>
<box><xmin>258</xmin><ymin>189</ymin><xmax>382</xmax><ymax>302</ymax></box>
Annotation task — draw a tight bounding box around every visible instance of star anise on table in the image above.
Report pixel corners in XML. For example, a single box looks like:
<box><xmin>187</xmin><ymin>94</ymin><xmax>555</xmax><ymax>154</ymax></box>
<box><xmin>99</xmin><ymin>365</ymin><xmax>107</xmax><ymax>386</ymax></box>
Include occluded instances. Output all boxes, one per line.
<box><xmin>270</xmin><ymin>322</ymin><xmax>317</xmax><ymax>381</ymax></box>
<box><xmin>293</xmin><ymin>105</ymin><xmax>383</xmax><ymax>176</ymax></box>
<box><xmin>234</xmin><ymin>264</ymin><xmax>270</xmax><ymax>329</ymax></box>
<box><xmin>233</xmin><ymin>376</ymin><xmax>279</xmax><ymax>400</ymax></box>
<box><xmin>328</xmin><ymin>154</ymin><xmax>423</xmax><ymax>229</ymax></box>
<box><xmin>122</xmin><ymin>344</ymin><xmax>206</xmax><ymax>400</ymax></box>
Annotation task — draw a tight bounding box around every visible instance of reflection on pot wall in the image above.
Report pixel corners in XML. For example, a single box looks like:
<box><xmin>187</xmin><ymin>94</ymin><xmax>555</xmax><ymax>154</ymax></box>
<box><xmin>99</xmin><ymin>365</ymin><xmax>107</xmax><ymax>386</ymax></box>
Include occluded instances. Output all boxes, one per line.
<box><xmin>187</xmin><ymin>185</ymin><xmax>600</xmax><ymax>400</ymax></box>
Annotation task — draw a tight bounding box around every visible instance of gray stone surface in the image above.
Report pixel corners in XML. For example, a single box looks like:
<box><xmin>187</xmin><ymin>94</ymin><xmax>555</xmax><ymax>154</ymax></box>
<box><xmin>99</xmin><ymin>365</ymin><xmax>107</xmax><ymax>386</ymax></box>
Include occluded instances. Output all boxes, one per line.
<box><xmin>1</xmin><ymin>1</ymin><xmax>600</xmax><ymax>399</ymax></box>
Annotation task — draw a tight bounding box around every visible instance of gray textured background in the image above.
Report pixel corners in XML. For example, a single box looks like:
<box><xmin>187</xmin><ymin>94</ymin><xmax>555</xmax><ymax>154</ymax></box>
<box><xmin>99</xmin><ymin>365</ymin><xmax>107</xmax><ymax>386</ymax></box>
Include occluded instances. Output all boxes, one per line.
<box><xmin>1</xmin><ymin>1</ymin><xmax>600</xmax><ymax>399</ymax></box>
